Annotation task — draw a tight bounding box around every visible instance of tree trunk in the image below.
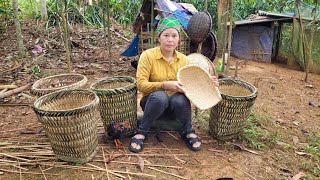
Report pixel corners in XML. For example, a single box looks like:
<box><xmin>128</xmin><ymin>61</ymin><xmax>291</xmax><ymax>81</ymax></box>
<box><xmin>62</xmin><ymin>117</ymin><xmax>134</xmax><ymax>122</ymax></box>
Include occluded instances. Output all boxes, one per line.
<box><xmin>40</xmin><ymin>0</ymin><xmax>48</xmax><ymax>21</ymax></box>
<box><xmin>304</xmin><ymin>2</ymin><xmax>317</xmax><ymax>82</ymax></box>
<box><xmin>12</xmin><ymin>0</ymin><xmax>26</xmax><ymax>57</ymax></box>
<box><xmin>297</xmin><ymin>1</ymin><xmax>308</xmax><ymax>81</ymax></box>
<box><xmin>59</xmin><ymin>0</ymin><xmax>72</xmax><ymax>73</ymax></box>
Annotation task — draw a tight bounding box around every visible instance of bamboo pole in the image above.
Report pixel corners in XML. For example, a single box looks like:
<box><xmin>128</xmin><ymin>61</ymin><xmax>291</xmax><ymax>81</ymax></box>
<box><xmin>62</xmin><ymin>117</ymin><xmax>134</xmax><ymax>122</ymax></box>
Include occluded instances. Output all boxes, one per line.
<box><xmin>107</xmin><ymin>0</ymin><xmax>112</xmax><ymax>75</ymax></box>
<box><xmin>59</xmin><ymin>0</ymin><xmax>72</xmax><ymax>72</ymax></box>
<box><xmin>226</xmin><ymin>0</ymin><xmax>234</xmax><ymax>75</ymax></box>
<box><xmin>205</xmin><ymin>0</ymin><xmax>208</xmax><ymax>11</ymax></box>
<box><xmin>151</xmin><ymin>0</ymin><xmax>155</xmax><ymax>47</ymax></box>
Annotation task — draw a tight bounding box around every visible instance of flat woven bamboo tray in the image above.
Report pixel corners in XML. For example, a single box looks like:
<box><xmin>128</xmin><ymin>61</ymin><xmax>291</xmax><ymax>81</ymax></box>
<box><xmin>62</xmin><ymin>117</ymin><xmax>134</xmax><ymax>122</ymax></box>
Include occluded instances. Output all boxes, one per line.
<box><xmin>90</xmin><ymin>76</ymin><xmax>137</xmax><ymax>138</ymax></box>
<box><xmin>177</xmin><ymin>65</ymin><xmax>221</xmax><ymax>110</ymax></box>
<box><xmin>31</xmin><ymin>74</ymin><xmax>87</xmax><ymax>97</ymax></box>
<box><xmin>187</xmin><ymin>53</ymin><xmax>216</xmax><ymax>76</ymax></box>
<box><xmin>209</xmin><ymin>78</ymin><xmax>257</xmax><ymax>140</ymax></box>
<box><xmin>33</xmin><ymin>89</ymin><xmax>99</xmax><ymax>164</ymax></box>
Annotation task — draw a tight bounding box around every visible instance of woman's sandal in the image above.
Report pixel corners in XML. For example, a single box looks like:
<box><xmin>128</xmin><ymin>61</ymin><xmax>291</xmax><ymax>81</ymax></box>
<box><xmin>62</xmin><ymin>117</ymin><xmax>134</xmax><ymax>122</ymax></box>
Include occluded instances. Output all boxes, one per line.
<box><xmin>128</xmin><ymin>131</ymin><xmax>147</xmax><ymax>153</ymax></box>
<box><xmin>181</xmin><ymin>129</ymin><xmax>202</xmax><ymax>151</ymax></box>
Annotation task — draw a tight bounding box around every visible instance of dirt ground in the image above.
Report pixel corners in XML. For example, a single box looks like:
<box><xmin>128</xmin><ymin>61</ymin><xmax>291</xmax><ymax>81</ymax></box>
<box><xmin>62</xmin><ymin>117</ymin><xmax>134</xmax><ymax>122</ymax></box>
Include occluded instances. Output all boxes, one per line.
<box><xmin>0</xmin><ymin>20</ymin><xmax>319</xmax><ymax>180</ymax></box>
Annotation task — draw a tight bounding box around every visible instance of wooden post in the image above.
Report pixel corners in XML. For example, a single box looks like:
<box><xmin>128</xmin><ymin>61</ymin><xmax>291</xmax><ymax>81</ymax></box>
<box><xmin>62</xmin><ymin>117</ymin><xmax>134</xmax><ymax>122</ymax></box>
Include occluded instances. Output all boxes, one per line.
<box><xmin>274</xmin><ymin>22</ymin><xmax>282</xmax><ymax>61</ymax></box>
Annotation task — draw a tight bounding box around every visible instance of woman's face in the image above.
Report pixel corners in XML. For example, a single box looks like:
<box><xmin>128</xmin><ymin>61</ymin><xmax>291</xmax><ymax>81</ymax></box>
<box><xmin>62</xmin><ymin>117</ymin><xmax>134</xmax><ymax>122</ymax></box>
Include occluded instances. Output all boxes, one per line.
<box><xmin>158</xmin><ymin>28</ymin><xmax>180</xmax><ymax>53</ymax></box>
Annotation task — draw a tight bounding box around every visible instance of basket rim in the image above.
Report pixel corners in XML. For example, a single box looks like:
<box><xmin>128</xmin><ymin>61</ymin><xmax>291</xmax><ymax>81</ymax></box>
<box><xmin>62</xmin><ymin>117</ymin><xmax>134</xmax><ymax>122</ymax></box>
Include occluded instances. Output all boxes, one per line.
<box><xmin>218</xmin><ymin>78</ymin><xmax>257</xmax><ymax>99</ymax></box>
<box><xmin>90</xmin><ymin>76</ymin><xmax>136</xmax><ymax>92</ymax></box>
<box><xmin>32</xmin><ymin>73</ymin><xmax>87</xmax><ymax>92</ymax></box>
<box><xmin>33</xmin><ymin>89</ymin><xmax>99</xmax><ymax>114</ymax></box>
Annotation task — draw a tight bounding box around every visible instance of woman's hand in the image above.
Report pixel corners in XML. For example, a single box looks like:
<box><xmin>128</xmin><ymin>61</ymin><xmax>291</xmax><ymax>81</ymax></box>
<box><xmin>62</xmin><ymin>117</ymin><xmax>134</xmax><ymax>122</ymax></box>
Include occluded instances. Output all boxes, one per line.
<box><xmin>163</xmin><ymin>81</ymin><xmax>185</xmax><ymax>93</ymax></box>
<box><xmin>211</xmin><ymin>76</ymin><xmax>219</xmax><ymax>87</ymax></box>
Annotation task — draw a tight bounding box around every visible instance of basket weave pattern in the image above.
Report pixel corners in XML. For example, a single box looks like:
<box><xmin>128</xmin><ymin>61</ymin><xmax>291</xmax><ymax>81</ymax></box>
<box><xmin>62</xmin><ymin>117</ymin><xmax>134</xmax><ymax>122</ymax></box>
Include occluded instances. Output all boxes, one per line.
<box><xmin>91</xmin><ymin>76</ymin><xmax>137</xmax><ymax>137</ymax></box>
<box><xmin>209</xmin><ymin>78</ymin><xmax>257</xmax><ymax>140</ymax></box>
<box><xmin>33</xmin><ymin>89</ymin><xmax>99</xmax><ymax>164</ymax></box>
<box><xmin>31</xmin><ymin>74</ymin><xmax>87</xmax><ymax>97</ymax></box>
<box><xmin>178</xmin><ymin>65</ymin><xmax>221</xmax><ymax>110</ymax></box>
<box><xmin>187</xmin><ymin>11</ymin><xmax>212</xmax><ymax>44</ymax></box>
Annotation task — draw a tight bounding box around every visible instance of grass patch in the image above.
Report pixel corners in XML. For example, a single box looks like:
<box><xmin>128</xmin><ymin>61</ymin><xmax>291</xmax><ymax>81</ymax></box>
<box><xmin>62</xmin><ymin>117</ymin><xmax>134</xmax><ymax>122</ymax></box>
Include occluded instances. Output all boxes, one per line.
<box><xmin>300</xmin><ymin>132</ymin><xmax>320</xmax><ymax>178</ymax></box>
<box><xmin>240</xmin><ymin>112</ymin><xmax>279</xmax><ymax>150</ymax></box>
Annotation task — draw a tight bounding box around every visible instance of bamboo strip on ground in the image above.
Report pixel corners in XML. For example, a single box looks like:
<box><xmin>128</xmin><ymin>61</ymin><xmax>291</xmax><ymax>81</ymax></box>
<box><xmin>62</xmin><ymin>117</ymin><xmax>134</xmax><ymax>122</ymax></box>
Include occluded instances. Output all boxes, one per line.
<box><xmin>86</xmin><ymin>163</ymin><xmax>126</xmax><ymax>179</ymax></box>
<box><xmin>102</xmin><ymin>147</ymin><xmax>110</xmax><ymax>180</ymax></box>
<box><xmin>108</xmin><ymin>160</ymin><xmax>183</xmax><ymax>169</ymax></box>
<box><xmin>111</xmin><ymin>170</ymin><xmax>156</xmax><ymax>179</ymax></box>
<box><xmin>0</xmin><ymin>85</ymin><xmax>18</xmax><ymax>89</ymax></box>
<box><xmin>166</xmin><ymin>131</ymin><xmax>179</xmax><ymax>140</ymax></box>
<box><xmin>0</xmin><ymin>83</ymin><xmax>30</xmax><ymax>99</ymax></box>
<box><xmin>148</xmin><ymin>167</ymin><xmax>187</xmax><ymax>179</ymax></box>
<box><xmin>0</xmin><ymin>153</ymin><xmax>31</xmax><ymax>162</ymax></box>
<box><xmin>39</xmin><ymin>166</ymin><xmax>48</xmax><ymax>180</ymax></box>
<box><xmin>0</xmin><ymin>168</ymin><xmax>58</xmax><ymax>176</ymax></box>
<box><xmin>0</xmin><ymin>164</ymin><xmax>29</xmax><ymax>171</ymax></box>
<box><xmin>97</xmin><ymin>153</ymin><xmax>187</xmax><ymax>157</ymax></box>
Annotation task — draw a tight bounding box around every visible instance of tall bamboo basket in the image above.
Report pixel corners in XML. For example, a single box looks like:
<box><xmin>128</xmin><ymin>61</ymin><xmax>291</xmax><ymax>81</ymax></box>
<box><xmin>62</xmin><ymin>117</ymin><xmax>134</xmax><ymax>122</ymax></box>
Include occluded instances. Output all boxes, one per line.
<box><xmin>31</xmin><ymin>74</ymin><xmax>87</xmax><ymax>97</ymax></box>
<box><xmin>90</xmin><ymin>76</ymin><xmax>137</xmax><ymax>138</ymax></box>
<box><xmin>209</xmin><ymin>78</ymin><xmax>257</xmax><ymax>140</ymax></box>
<box><xmin>33</xmin><ymin>89</ymin><xmax>99</xmax><ymax>164</ymax></box>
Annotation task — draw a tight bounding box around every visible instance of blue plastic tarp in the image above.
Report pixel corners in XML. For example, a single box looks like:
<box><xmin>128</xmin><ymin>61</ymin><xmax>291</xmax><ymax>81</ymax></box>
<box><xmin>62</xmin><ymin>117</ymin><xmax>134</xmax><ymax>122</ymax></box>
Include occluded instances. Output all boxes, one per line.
<box><xmin>231</xmin><ymin>25</ymin><xmax>274</xmax><ymax>62</ymax></box>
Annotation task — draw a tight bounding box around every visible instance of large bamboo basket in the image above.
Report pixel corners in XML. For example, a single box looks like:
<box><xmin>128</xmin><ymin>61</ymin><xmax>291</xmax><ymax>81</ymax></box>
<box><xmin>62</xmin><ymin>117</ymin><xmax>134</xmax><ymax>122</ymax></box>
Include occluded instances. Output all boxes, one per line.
<box><xmin>31</xmin><ymin>74</ymin><xmax>87</xmax><ymax>97</ymax></box>
<box><xmin>209</xmin><ymin>78</ymin><xmax>257</xmax><ymax>140</ymax></box>
<box><xmin>90</xmin><ymin>76</ymin><xmax>137</xmax><ymax>138</ymax></box>
<box><xmin>33</xmin><ymin>89</ymin><xmax>99</xmax><ymax>164</ymax></box>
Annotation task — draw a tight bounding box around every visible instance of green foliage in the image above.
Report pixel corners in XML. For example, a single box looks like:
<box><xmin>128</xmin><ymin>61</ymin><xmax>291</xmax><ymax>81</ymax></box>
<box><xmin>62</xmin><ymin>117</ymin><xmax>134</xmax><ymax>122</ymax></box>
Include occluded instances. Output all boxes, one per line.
<box><xmin>109</xmin><ymin>0</ymin><xmax>141</xmax><ymax>26</ymax></box>
<box><xmin>301</xmin><ymin>161</ymin><xmax>320</xmax><ymax>178</ymax></box>
<box><xmin>31</xmin><ymin>65</ymin><xmax>42</xmax><ymax>79</ymax></box>
<box><xmin>240</xmin><ymin>112</ymin><xmax>279</xmax><ymax>150</ymax></box>
<box><xmin>298</xmin><ymin>132</ymin><xmax>319</xmax><ymax>177</ymax></box>
<box><xmin>303</xmin><ymin>132</ymin><xmax>320</xmax><ymax>156</ymax></box>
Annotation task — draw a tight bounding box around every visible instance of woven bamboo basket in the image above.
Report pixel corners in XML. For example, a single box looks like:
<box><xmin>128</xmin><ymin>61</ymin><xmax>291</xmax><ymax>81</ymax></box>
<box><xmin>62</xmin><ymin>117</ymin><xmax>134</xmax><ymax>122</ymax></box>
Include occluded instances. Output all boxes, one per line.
<box><xmin>90</xmin><ymin>76</ymin><xmax>137</xmax><ymax>138</ymax></box>
<box><xmin>31</xmin><ymin>74</ymin><xmax>87</xmax><ymax>97</ymax></box>
<box><xmin>190</xmin><ymin>31</ymin><xmax>218</xmax><ymax>61</ymax></box>
<box><xmin>33</xmin><ymin>89</ymin><xmax>99</xmax><ymax>164</ymax></box>
<box><xmin>187</xmin><ymin>11</ymin><xmax>212</xmax><ymax>44</ymax></box>
<box><xmin>209</xmin><ymin>78</ymin><xmax>257</xmax><ymax>140</ymax></box>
